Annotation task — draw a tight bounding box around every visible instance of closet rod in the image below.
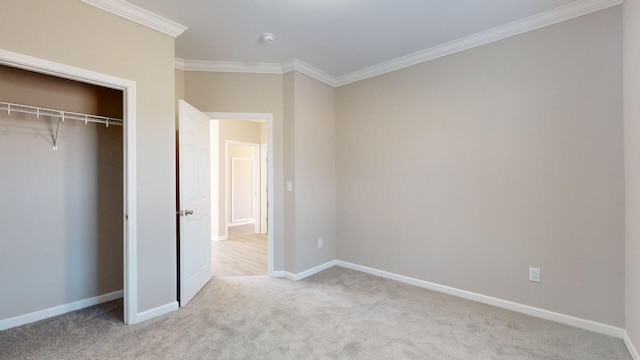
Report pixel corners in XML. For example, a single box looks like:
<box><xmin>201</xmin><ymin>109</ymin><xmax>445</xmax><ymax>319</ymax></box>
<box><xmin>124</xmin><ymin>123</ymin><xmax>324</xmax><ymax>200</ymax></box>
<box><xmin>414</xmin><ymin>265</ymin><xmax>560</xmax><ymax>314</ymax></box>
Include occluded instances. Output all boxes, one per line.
<box><xmin>1</xmin><ymin>101</ymin><xmax>123</xmax><ymax>151</ymax></box>
<box><xmin>0</xmin><ymin>101</ymin><xmax>123</xmax><ymax>127</ymax></box>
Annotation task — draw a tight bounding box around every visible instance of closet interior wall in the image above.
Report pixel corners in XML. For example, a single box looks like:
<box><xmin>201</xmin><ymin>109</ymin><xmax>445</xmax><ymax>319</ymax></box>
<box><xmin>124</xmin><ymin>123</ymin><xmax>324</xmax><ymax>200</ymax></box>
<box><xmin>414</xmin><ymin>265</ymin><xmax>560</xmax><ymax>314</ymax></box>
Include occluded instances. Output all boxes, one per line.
<box><xmin>0</xmin><ymin>65</ymin><xmax>124</xmax><ymax>321</ymax></box>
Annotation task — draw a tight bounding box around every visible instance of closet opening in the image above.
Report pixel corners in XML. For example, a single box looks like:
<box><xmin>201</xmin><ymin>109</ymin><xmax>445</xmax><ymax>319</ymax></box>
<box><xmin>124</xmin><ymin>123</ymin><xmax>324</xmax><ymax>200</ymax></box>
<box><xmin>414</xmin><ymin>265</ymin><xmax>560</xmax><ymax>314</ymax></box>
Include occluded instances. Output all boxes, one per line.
<box><xmin>0</xmin><ymin>50</ymin><xmax>136</xmax><ymax>329</ymax></box>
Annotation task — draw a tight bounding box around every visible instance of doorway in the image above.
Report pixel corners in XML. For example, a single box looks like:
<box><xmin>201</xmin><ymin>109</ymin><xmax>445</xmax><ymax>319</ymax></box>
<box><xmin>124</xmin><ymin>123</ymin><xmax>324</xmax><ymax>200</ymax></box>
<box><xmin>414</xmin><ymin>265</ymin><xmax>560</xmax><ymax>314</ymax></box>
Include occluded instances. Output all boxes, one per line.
<box><xmin>0</xmin><ymin>49</ymin><xmax>138</xmax><ymax>326</ymax></box>
<box><xmin>207</xmin><ymin>113</ymin><xmax>274</xmax><ymax>276</ymax></box>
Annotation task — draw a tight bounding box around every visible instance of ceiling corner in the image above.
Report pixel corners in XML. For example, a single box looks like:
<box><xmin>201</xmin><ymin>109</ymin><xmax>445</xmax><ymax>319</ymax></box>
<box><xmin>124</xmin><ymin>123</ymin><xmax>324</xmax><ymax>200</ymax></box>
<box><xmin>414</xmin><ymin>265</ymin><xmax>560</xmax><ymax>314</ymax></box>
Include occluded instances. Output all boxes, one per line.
<box><xmin>334</xmin><ymin>0</ymin><xmax>623</xmax><ymax>86</ymax></box>
<box><xmin>81</xmin><ymin>0</ymin><xmax>187</xmax><ymax>38</ymax></box>
<box><xmin>280</xmin><ymin>59</ymin><xmax>296</xmax><ymax>74</ymax></box>
<box><xmin>175</xmin><ymin>58</ymin><xmax>186</xmax><ymax>71</ymax></box>
<box><xmin>287</xmin><ymin>59</ymin><xmax>338</xmax><ymax>88</ymax></box>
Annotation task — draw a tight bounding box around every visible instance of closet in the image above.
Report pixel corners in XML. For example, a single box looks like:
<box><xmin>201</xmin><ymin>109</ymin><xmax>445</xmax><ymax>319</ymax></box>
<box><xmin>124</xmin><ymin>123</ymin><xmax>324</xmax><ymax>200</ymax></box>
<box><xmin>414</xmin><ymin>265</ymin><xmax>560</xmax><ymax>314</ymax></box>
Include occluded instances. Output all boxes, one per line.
<box><xmin>0</xmin><ymin>64</ymin><xmax>124</xmax><ymax>325</ymax></box>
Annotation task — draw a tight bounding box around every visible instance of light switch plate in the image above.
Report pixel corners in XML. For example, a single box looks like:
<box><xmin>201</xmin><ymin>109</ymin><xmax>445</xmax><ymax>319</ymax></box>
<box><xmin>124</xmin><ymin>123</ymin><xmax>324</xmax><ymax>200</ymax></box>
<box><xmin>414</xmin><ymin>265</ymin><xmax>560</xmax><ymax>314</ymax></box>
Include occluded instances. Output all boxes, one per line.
<box><xmin>529</xmin><ymin>267</ymin><xmax>541</xmax><ymax>282</ymax></box>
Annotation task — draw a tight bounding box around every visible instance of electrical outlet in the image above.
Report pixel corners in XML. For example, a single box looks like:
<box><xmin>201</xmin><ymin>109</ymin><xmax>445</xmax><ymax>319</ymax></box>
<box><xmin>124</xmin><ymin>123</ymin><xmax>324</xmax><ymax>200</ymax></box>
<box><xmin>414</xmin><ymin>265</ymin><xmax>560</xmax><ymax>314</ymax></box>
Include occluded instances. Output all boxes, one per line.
<box><xmin>287</xmin><ymin>181</ymin><xmax>293</xmax><ymax>192</ymax></box>
<box><xmin>529</xmin><ymin>267</ymin><xmax>541</xmax><ymax>283</ymax></box>
<box><xmin>317</xmin><ymin>238</ymin><xmax>323</xmax><ymax>249</ymax></box>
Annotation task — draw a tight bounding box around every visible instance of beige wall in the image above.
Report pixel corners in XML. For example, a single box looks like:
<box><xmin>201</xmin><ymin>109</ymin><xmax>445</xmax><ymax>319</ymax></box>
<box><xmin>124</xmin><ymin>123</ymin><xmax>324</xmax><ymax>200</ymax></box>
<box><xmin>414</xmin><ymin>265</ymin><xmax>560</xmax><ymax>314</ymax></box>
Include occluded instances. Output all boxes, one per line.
<box><xmin>336</xmin><ymin>8</ymin><xmax>624</xmax><ymax>326</ymax></box>
<box><xmin>184</xmin><ymin>71</ymin><xmax>337</xmax><ymax>274</ymax></box>
<box><xmin>0</xmin><ymin>0</ymin><xmax>177</xmax><ymax>313</ymax></box>
<box><xmin>0</xmin><ymin>65</ymin><xmax>123</xmax><ymax>118</ymax></box>
<box><xmin>260</xmin><ymin>122</ymin><xmax>267</xmax><ymax>144</ymax></box>
<box><xmin>624</xmin><ymin>0</ymin><xmax>640</xmax><ymax>351</ymax></box>
<box><xmin>228</xmin><ymin>144</ymin><xmax>256</xmax><ymax>158</ymax></box>
<box><xmin>283</xmin><ymin>72</ymin><xmax>296</xmax><ymax>271</ymax></box>
<box><xmin>220</xmin><ymin>120</ymin><xmax>261</xmax><ymax>143</ymax></box>
<box><xmin>0</xmin><ymin>65</ymin><xmax>123</xmax><ymax>320</ymax></box>
<box><xmin>291</xmin><ymin>72</ymin><xmax>337</xmax><ymax>272</ymax></box>
<box><xmin>183</xmin><ymin>72</ymin><xmax>285</xmax><ymax>270</ymax></box>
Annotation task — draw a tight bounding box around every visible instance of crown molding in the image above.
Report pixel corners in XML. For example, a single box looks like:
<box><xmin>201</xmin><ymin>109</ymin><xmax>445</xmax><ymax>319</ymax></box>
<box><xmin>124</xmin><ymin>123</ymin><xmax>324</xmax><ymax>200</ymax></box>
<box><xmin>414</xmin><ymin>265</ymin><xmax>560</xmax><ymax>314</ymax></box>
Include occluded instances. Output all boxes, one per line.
<box><xmin>176</xmin><ymin>58</ymin><xmax>283</xmax><ymax>74</ymax></box>
<box><xmin>334</xmin><ymin>0</ymin><xmax>623</xmax><ymax>86</ymax></box>
<box><xmin>175</xmin><ymin>58</ymin><xmax>186</xmax><ymax>71</ymax></box>
<box><xmin>81</xmin><ymin>0</ymin><xmax>187</xmax><ymax>38</ymax></box>
<box><xmin>174</xmin><ymin>0</ymin><xmax>622</xmax><ymax>87</ymax></box>
<box><xmin>282</xmin><ymin>59</ymin><xmax>337</xmax><ymax>87</ymax></box>
<box><xmin>175</xmin><ymin>58</ymin><xmax>337</xmax><ymax>87</ymax></box>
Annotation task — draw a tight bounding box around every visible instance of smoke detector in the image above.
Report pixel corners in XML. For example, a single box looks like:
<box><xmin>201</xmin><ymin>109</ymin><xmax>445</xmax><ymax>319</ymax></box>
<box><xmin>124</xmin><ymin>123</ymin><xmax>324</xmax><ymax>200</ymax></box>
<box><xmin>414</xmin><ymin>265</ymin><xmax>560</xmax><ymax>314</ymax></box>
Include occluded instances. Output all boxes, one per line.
<box><xmin>261</xmin><ymin>33</ymin><xmax>275</xmax><ymax>44</ymax></box>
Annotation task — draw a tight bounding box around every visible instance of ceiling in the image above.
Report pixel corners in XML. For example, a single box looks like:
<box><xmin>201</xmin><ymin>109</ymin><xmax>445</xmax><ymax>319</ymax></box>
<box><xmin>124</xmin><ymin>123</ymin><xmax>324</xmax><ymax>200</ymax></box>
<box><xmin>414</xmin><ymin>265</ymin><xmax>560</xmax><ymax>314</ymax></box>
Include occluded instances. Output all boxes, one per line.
<box><xmin>120</xmin><ymin>0</ymin><xmax>614</xmax><ymax>81</ymax></box>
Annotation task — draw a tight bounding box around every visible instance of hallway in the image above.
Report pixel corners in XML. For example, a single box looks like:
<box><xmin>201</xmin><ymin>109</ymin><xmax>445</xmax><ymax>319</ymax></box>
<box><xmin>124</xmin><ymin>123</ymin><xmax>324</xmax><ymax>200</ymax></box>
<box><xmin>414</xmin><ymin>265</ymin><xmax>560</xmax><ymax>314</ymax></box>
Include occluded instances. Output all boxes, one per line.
<box><xmin>211</xmin><ymin>224</ymin><xmax>267</xmax><ymax>276</ymax></box>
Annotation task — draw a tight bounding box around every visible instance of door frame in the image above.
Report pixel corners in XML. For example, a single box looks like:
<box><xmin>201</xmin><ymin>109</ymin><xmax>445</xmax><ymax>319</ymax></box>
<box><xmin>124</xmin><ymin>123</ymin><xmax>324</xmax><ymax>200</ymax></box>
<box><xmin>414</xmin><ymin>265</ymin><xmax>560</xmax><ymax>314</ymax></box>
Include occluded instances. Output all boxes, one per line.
<box><xmin>260</xmin><ymin>143</ymin><xmax>268</xmax><ymax>234</ymax></box>
<box><xmin>0</xmin><ymin>49</ymin><xmax>139</xmax><ymax>324</ymax></box>
<box><xmin>206</xmin><ymin>112</ymin><xmax>275</xmax><ymax>276</ymax></box>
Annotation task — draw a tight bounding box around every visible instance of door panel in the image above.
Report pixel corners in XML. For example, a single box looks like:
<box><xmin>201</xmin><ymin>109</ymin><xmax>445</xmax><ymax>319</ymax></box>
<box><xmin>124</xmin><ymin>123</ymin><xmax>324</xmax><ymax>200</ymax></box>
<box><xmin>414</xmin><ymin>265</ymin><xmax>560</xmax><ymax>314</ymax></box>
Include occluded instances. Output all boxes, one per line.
<box><xmin>231</xmin><ymin>158</ymin><xmax>254</xmax><ymax>223</ymax></box>
<box><xmin>178</xmin><ymin>100</ymin><xmax>211</xmax><ymax>307</ymax></box>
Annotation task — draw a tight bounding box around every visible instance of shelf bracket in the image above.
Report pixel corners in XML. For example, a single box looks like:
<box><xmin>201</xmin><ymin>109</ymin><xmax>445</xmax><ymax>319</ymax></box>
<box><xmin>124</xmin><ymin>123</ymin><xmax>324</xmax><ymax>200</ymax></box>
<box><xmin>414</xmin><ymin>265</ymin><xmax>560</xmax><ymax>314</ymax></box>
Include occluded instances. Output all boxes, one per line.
<box><xmin>53</xmin><ymin>112</ymin><xmax>64</xmax><ymax>151</ymax></box>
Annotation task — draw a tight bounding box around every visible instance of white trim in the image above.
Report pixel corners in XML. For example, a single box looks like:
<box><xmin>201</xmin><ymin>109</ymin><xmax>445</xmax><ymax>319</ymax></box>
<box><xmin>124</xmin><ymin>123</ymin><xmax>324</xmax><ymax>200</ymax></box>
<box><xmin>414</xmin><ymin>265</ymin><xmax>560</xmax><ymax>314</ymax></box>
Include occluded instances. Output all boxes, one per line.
<box><xmin>0</xmin><ymin>49</ymin><xmax>135</xmax><ymax>90</ymax></box>
<box><xmin>123</xmin><ymin>76</ymin><xmax>138</xmax><ymax>326</ymax></box>
<box><xmin>284</xmin><ymin>272</ymin><xmax>297</xmax><ymax>281</ymax></box>
<box><xmin>227</xmin><ymin>221</ymin><xmax>255</xmax><ymax>227</ymax></box>
<box><xmin>0</xmin><ymin>49</ymin><xmax>138</xmax><ymax>325</ymax></box>
<box><xmin>625</xmin><ymin>331</ymin><xmax>640</xmax><ymax>360</ymax></box>
<box><xmin>174</xmin><ymin>0</ymin><xmax>621</xmax><ymax>88</ymax></box>
<box><xmin>175</xmin><ymin>58</ymin><xmax>186</xmax><ymax>71</ymax></box>
<box><xmin>0</xmin><ymin>290</ymin><xmax>123</xmax><ymax>331</ymax></box>
<box><xmin>209</xmin><ymin>120</ymin><xmax>220</xmax><ymax>243</ymax></box>
<box><xmin>285</xmin><ymin>260</ymin><xmax>337</xmax><ymax>281</ymax></box>
<box><xmin>134</xmin><ymin>301</ymin><xmax>179</xmax><ymax>323</ymax></box>
<box><xmin>175</xmin><ymin>58</ymin><xmax>336</xmax><ymax>87</ymax></box>
<box><xmin>227</xmin><ymin>219</ymin><xmax>255</xmax><ymax>227</ymax></box>
<box><xmin>206</xmin><ymin>113</ymin><xmax>277</xmax><ymax>276</ymax></box>
<box><xmin>281</xmin><ymin>58</ymin><xmax>337</xmax><ymax>87</ymax></box>
<box><xmin>260</xmin><ymin>143</ymin><xmax>268</xmax><ymax>234</ymax></box>
<box><xmin>205</xmin><ymin>112</ymin><xmax>273</xmax><ymax>122</ymax></box>
<box><xmin>211</xmin><ymin>235</ymin><xmax>227</xmax><ymax>241</ymax></box>
<box><xmin>177</xmin><ymin>58</ymin><xmax>283</xmax><ymax>74</ymax></box>
<box><xmin>334</xmin><ymin>0</ymin><xmax>623</xmax><ymax>86</ymax></box>
<box><xmin>81</xmin><ymin>0</ymin><xmax>187</xmax><ymax>38</ymax></box>
<box><xmin>269</xmin><ymin>270</ymin><xmax>285</xmax><ymax>278</ymax></box>
<box><xmin>335</xmin><ymin>260</ymin><xmax>625</xmax><ymax>338</ymax></box>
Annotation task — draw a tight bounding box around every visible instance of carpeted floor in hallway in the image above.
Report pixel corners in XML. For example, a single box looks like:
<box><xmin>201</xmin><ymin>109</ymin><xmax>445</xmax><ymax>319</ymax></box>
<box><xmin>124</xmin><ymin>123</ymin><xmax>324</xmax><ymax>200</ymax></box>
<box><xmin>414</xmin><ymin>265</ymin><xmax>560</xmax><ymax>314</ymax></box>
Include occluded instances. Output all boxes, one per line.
<box><xmin>0</xmin><ymin>267</ymin><xmax>632</xmax><ymax>359</ymax></box>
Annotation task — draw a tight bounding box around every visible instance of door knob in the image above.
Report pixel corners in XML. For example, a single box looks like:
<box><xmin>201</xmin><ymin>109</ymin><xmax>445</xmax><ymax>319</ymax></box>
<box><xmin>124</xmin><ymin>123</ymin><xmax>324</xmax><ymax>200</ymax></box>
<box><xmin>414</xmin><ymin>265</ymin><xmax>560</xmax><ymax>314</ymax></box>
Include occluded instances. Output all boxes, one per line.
<box><xmin>185</xmin><ymin>209</ymin><xmax>194</xmax><ymax>216</ymax></box>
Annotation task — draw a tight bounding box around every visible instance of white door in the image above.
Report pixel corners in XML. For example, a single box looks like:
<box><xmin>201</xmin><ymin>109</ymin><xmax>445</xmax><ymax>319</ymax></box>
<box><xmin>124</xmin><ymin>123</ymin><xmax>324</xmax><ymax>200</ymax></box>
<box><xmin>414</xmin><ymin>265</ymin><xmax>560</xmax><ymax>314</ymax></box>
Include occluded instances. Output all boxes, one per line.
<box><xmin>178</xmin><ymin>100</ymin><xmax>211</xmax><ymax>307</ymax></box>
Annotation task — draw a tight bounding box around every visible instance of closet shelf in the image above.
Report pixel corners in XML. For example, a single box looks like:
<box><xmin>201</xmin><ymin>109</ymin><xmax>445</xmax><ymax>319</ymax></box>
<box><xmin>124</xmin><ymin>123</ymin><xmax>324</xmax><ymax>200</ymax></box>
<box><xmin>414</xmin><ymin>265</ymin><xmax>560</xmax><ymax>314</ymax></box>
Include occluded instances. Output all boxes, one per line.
<box><xmin>1</xmin><ymin>101</ymin><xmax>123</xmax><ymax>151</ymax></box>
<box><xmin>0</xmin><ymin>101</ymin><xmax>123</xmax><ymax>127</ymax></box>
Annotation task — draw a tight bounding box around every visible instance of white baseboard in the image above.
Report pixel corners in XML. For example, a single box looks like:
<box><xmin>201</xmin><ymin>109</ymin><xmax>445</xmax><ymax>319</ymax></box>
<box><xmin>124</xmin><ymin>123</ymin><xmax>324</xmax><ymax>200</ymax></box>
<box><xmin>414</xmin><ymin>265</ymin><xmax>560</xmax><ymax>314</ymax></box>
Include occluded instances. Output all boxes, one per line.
<box><xmin>625</xmin><ymin>331</ymin><xmax>640</xmax><ymax>360</ymax></box>
<box><xmin>0</xmin><ymin>290</ymin><xmax>123</xmax><ymax>331</ymax></box>
<box><xmin>227</xmin><ymin>220</ymin><xmax>254</xmax><ymax>227</ymax></box>
<box><xmin>285</xmin><ymin>260</ymin><xmax>337</xmax><ymax>281</ymax></box>
<box><xmin>269</xmin><ymin>270</ymin><xmax>285</xmax><ymax>278</ymax></box>
<box><xmin>211</xmin><ymin>235</ymin><xmax>227</xmax><ymax>241</ymax></box>
<box><xmin>335</xmin><ymin>260</ymin><xmax>625</xmax><ymax>338</ymax></box>
<box><xmin>134</xmin><ymin>301</ymin><xmax>179</xmax><ymax>323</ymax></box>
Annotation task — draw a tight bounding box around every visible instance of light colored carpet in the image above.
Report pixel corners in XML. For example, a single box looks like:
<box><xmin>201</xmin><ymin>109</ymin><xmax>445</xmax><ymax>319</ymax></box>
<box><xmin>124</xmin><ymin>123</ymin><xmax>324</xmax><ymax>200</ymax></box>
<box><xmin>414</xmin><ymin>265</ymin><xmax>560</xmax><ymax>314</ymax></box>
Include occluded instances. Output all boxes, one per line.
<box><xmin>0</xmin><ymin>267</ymin><xmax>632</xmax><ymax>359</ymax></box>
